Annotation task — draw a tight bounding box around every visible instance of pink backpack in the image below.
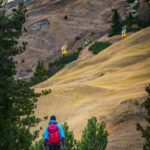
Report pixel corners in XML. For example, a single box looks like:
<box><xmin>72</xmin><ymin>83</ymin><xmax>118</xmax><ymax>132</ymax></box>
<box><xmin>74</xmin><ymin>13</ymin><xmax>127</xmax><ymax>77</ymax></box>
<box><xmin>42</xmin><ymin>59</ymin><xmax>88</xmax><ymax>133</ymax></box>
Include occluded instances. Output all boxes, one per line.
<box><xmin>47</xmin><ymin>124</ymin><xmax>61</xmax><ymax>144</ymax></box>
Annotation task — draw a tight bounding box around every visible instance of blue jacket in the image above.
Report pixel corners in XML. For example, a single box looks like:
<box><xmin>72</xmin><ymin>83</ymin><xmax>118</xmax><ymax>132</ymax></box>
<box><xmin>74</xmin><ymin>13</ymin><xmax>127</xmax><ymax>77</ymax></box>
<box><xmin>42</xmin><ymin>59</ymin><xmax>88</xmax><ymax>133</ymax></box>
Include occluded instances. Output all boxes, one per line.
<box><xmin>44</xmin><ymin>120</ymin><xmax>65</xmax><ymax>145</ymax></box>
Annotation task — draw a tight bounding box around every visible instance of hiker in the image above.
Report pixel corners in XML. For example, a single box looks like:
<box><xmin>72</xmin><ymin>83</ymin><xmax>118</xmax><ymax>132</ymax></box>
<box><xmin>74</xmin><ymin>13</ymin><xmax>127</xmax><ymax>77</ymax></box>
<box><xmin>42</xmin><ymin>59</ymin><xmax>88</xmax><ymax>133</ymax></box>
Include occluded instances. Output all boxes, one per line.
<box><xmin>44</xmin><ymin>115</ymin><xmax>65</xmax><ymax>150</ymax></box>
<box><xmin>121</xmin><ymin>25</ymin><xmax>127</xmax><ymax>37</ymax></box>
<box><xmin>61</xmin><ymin>44</ymin><xmax>68</xmax><ymax>56</ymax></box>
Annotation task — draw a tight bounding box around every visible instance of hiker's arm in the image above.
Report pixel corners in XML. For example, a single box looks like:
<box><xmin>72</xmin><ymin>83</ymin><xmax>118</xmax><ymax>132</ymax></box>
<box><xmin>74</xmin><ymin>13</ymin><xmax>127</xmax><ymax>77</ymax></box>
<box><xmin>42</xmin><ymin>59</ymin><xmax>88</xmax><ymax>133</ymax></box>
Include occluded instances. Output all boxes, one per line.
<box><xmin>58</xmin><ymin>124</ymin><xmax>65</xmax><ymax>138</ymax></box>
<box><xmin>44</xmin><ymin>126</ymin><xmax>49</xmax><ymax>144</ymax></box>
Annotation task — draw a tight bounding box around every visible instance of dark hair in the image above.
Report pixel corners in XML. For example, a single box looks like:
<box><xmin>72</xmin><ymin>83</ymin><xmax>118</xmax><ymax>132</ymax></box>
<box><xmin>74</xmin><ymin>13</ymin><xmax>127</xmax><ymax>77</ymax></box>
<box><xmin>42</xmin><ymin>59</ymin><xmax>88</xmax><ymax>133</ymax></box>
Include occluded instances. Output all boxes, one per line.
<box><xmin>50</xmin><ymin>115</ymin><xmax>56</xmax><ymax>120</ymax></box>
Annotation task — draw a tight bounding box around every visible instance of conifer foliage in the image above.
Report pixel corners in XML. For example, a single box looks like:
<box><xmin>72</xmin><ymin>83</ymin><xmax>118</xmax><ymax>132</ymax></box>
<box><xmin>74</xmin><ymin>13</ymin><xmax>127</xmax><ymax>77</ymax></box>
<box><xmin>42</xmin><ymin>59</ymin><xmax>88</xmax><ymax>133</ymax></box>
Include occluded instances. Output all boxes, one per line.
<box><xmin>137</xmin><ymin>84</ymin><xmax>150</xmax><ymax>150</ymax></box>
<box><xmin>78</xmin><ymin>117</ymin><xmax>108</xmax><ymax>150</ymax></box>
<box><xmin>31</xmin><ymin>60</ymin><xmax>49</xmax><ymax>85</ymax></box>
<box><xmin>63</xmin><ymin>122</ymin><xmax>77</xmax><ymax>150</ymax></box>
<box><xmin>31</xmin><ymin>117</ymin><xmax>108</xmax><ymax>150</ymax></box>
<box><xmin>109</xmin><ymin>9</ymin><xmax>122</xmax><ymax>36</ymax></box>
<box><xmin>0</xmin><ymin>1</ymin><xmax>41</xmax><ymax>149</ymax></box>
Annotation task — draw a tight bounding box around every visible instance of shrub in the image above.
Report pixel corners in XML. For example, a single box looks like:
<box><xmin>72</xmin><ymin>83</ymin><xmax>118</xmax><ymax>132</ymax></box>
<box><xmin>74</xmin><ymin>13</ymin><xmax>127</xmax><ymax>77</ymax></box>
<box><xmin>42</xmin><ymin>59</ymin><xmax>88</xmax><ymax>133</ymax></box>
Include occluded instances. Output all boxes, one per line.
<box><xmin>31</xmin><ymin>60</ymin><xmax>49</xmax><ymax>85</ymax></box>
<box><xmin>78</xmin><ymin>117</ymin><xmax>108</xmax><ymax>150</ymax></box>
<box><xmin>49</xmin><ymin>51</ymin><xmax>79</xmax><ymax>67</ymax></box>
<box><xmin>63</xmin><ymin>122</ymin><xmax>77</xmax><ymax>150</ymax></box>
<box><xmin>41</xmin><ymin>89</ymin><xmax>51</xmax><ymax>95</ymax></box>
<box><xmin>30</xmin><ymin>139</ymin><xmax>44</xmax><ymax>150</ymax></box>
<box><xmin>44</xmin><ymin>116</ymin><xmax>48</xmax><ymax>120</ymax></box>
<box><xmin>89</xmin><ymin>42</ymin><xmax>111</xmax><ymax>54</ymax></box>
<box><xmin>126</xmin><ymin>12</ymin><xmax>134</xmax><ymax>27</ymax></box>
<box><xmin>30</xmin><ymin>117</ymin><xmax>108</xmax><ymax>150</ymax></box>
<box><xmin>48</xmin><ymin>50</ymin><xmax>81</xmax><ymax>77</ymax></box>
<box><xmin>0</xmin><ymin>2</ymin><xmax>43</xmax><ymax>149</ymax></box>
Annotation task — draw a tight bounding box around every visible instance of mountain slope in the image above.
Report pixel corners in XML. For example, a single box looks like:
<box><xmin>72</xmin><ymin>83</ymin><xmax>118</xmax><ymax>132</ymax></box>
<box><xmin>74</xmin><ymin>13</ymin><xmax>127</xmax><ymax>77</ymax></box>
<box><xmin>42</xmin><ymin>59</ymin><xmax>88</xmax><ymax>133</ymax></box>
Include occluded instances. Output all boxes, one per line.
<box><xmin>35</xmin><ymin>27</ymin><xmax>150</xmax><ymax>149</ymax></box>
<box><xmin>13</xmin><ymin>0</ymin><xmax>149</xmax><ymax>79</ymax></box>
<box><xmin>14</xmin><ymin>0</ymin><xmax>135</xmax><ymax>78</ymax></box>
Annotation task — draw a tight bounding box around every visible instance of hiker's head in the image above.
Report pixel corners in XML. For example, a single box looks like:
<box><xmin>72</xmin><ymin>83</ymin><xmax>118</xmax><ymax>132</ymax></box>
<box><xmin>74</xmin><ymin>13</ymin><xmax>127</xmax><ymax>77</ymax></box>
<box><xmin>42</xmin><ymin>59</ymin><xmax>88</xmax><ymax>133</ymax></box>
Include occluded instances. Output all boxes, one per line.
<box><xmin>50</xmin><ymin>115</ymin><xmax>56</xmax><ymax>121</ymax></box>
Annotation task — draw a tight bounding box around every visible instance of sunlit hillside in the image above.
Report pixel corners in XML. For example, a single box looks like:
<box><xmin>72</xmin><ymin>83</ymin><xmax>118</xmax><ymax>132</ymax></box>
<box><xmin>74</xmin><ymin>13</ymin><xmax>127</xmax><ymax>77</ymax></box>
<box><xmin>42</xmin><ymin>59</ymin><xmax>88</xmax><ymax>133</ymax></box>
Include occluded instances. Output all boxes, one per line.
<box><xmin>35</xmin><ymin>27</ymin><xmax>150</xmax><ymax>150</ymax></box>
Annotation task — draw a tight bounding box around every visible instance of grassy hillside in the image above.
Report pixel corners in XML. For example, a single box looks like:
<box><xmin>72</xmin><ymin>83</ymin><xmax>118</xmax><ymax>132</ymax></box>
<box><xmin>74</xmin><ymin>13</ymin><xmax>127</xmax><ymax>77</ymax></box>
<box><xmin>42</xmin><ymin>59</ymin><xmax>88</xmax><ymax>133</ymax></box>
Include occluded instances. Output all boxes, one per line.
<box><xmin>35</xmin><ymin>27</ymin><xmax>150</xmax><ymax>150</ymax></box>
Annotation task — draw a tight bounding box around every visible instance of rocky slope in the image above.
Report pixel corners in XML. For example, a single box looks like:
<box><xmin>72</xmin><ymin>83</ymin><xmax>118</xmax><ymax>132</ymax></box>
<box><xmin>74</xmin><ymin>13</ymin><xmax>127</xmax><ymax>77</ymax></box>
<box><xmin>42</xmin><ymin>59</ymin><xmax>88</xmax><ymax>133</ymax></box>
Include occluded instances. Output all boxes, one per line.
<box><xmin>12</xmin><ymin>0</ymin><xmax>149</xmax><ymax>79</ymax></box>
<box><xmin>35</xmin><ymin>27</ymin><xmax>150</xmax><ymax>150</ymax></box>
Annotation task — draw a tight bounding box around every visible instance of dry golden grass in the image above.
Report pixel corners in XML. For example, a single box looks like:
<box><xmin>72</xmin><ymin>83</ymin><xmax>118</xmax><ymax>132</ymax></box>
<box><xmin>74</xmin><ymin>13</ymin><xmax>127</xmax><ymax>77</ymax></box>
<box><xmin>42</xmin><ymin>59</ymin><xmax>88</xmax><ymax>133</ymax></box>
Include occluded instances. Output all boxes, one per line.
<box><xmin>35</xmin><ymin>27</ymin><xmax>150</xmax><ymax>149</ymax></box>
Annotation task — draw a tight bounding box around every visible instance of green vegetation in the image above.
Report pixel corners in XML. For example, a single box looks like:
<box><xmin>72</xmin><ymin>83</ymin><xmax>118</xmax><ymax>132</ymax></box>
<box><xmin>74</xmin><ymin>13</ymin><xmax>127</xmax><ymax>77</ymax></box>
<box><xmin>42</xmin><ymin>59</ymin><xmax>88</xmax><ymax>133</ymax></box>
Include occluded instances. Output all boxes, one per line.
<box><xmin>31</xmin><ymin>49</ymin><xmax>82</xmax><ymax>81</ymax></box>
<box><xmin>123</xmin><ymin>12</ymin><xmax>140</xmax><ymax>32</ymax></box>
<box><xmin>49</xmin><ymin>50</ymin><xmax>81</xmax><ymax>76</ymax></box>
<box><xmin>109</xmin><ymin>9</ymin><xmax>122</xmax><ymax>36</ymax></box>
<box><xmin>31</xmin><ymin>139</ymin><xmax>44</xmax><ymax>150</ymax></box>
<box><xmin>32</xmin><ymin>117</ymin><xmax>108</xmax><ymax>150</ymax></box>
<box><xmin>109</xmin><ymin>1</ymin><xmax>150</xmax><ymax>37</ymax></box>
<box><xmin>0</xmin><ymin>1</ymin><xmax>42</xmax><ymax>149</ymax></box>
<box><xmin>63</xmin><ymin>122</ymin><xmax>77</xmax><ymax>150</ymax></box>
<box><xmin>49</xmin><ymin>51</ymin><xmax>80</xmax><ymax>67</ymax></box>
<box><xmin>31</xmin><ymin>60</ymin><xmax>49</xmax><ymax>85</ymax></box>
<box><xmin>89</xmin><ymin>42</ymin><xmax>111</xmax><ymax>54</ymax></box>
<box><xmin>78</xmin><ymin>117</ymin><xmax>108</xmax><ymax>150</ymax></box>
<box><xmin>125</xmin><ymin>12</ymin><xmax>134</xmax><ymax>27</ymax></box>
<box><xmin>137</xmin><ymin>84</ymin><xmax>150</xmax><ymax>150</ymax></box>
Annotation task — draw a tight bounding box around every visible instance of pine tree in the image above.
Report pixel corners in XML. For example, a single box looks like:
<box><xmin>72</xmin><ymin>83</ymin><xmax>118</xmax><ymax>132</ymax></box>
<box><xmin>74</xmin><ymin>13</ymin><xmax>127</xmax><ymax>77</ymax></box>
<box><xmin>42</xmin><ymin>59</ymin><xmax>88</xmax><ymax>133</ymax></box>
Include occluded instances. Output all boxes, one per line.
<box><xmin>137</xmin><ymin>84</ymin><xmax>150</xmax><ymax>150</ymax></box>
<box><xmin>78</xmin><ymin>117</ymin><xmax>108</xmax><ymax>150</ymax></box>
<box><xmin>0</xmin><ymin>1</ymin><xmax>41</xmax><ymax>149</ymax></box>
<box><xmin>31</xmin><ymin>60</ymin><xmax>49</xmax><ymax>85</ymax></box>
<box><xmin>126</xmin><ymin>12</ymin><xmax>134</xmax><ymax>27</ymax></box>
<box><xmin>63</xmin><ymin>122</ymin><xmax>77</xmax><ymax>150</ymax></box>
<box><xmin>109</xmin><ymin>9</ymin><xmax>122</xmax><ymax>36</ymax></box>
<box><xmin>30</xmin><ymin>139</ymin><xmax>44</xmax><ymax>150</ymax></box>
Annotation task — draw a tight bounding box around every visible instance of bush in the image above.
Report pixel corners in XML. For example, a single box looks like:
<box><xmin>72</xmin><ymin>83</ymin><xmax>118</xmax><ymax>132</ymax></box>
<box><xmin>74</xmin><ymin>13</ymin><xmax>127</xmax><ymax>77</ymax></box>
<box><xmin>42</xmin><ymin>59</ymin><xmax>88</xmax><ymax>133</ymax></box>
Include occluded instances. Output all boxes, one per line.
<box><xmin>78</xmin><ymin>117</ymin><xmax>108</xmax><ymax>150</ymax></box>
<box><xmin>49</xmin><ymin>51</ymin><xmax>80</xmax><ymax>67</ymax></box>
<box><xmin>30</xmin><ymin>117</ymin><xmax>108</xmax><ymax>150</ymax></box>
<box><xmin>63</xmin><ymin>122</ymin><xmax>77</xmax><ymax>150</ymax></box>
<box><xmin>31</xmin><ymin>61</ymin><xmax>49</xmax><ymax>85</ymax></box>
<box><xmin>48</xmin><ymin>50</ymin><xmax>81</xmax><ymax>77</ymax></box>
<box><xmin>30</xmin><ymin>139</ymin><xmax>44</xmax><ymax>150</ymax></box>
<box><xmin>89</xmin><ymin>42</ymin><xmax>111</xmax><ymax>54</ymax></box>
<box><xmin>125</xmin><ymin>0</ymin><xmax>150</xmax><ymax>30</ymax></box>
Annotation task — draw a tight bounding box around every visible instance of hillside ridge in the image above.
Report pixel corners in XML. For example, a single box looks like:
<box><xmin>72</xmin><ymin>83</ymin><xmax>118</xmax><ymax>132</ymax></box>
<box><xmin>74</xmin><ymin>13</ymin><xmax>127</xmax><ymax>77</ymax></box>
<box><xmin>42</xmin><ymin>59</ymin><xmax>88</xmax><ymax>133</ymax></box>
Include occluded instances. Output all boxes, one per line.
<box><xmin>35</xmin><ymin>27</ymin><xmax>150</xmax><ymax>150</ymax></box>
